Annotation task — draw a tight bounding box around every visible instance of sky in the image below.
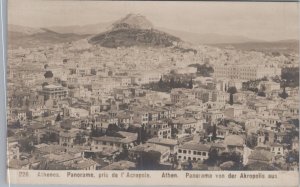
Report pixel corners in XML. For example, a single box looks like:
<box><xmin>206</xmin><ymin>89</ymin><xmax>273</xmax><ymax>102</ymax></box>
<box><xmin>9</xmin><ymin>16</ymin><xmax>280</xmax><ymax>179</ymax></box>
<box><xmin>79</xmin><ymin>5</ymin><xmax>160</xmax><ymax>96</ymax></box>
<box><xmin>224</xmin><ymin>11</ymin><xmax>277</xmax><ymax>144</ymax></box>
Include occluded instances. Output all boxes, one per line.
<box><xmin>8</xmin><ymin>0</ymin><xmax>300</xmax><ymax>41</ymax></box>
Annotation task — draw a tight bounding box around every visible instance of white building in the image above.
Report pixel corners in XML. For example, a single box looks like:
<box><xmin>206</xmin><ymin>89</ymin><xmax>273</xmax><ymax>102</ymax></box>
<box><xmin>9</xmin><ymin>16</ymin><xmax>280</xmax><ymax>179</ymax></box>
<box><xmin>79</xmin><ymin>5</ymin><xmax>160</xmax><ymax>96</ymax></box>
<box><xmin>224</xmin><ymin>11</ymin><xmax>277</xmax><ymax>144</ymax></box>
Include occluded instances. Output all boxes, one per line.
<box><xmin>177</xmin><ymin>142</ymin><xmax>210</xmax><ymax>161</ymax></box>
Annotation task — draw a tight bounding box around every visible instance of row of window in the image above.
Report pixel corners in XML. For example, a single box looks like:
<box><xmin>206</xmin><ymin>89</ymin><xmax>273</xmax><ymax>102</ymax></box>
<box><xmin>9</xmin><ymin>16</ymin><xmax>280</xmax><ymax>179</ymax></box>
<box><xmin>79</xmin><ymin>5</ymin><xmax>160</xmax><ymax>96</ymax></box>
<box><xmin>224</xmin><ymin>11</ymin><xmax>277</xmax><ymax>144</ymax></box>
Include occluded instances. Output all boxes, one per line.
<box><xmin>178</xmin><ymin>156</ymin><xmax>204</xmax><ymax>161</ymax></box>
<box><xmin>178</xmin><ymin>149</ymin><xmax>207</xmax><ymax>156</ymax></box>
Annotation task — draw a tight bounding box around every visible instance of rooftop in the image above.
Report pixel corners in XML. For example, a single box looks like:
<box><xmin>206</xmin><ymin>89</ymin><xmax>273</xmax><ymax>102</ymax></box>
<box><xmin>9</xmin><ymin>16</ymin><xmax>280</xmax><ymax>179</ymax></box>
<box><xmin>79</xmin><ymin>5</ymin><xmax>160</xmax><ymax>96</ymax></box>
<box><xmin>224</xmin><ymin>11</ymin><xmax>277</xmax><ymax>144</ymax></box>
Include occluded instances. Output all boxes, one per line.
<box><xmin>179</xmin><ymin>142</ymin><xmax>210</xmax><ymax>152</ymax></box>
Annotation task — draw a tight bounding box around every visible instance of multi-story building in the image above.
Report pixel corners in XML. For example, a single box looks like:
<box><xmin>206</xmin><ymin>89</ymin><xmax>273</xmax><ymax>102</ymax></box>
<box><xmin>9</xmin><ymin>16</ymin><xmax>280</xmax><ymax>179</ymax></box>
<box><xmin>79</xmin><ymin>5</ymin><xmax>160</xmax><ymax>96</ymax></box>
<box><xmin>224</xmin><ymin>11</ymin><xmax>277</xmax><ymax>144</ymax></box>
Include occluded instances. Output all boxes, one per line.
<box><xmin>147</xmin><ymin>121</ymin><xmax>171</xmax><ymax>139</ymax></box>
<box><xmin>214</xmin><ymin>64</ymin><xmax>281</xmax><ymax>81</ymax></box>
<box><xmin>39</xmin><ymin>84</ymin><xmax>68</xmax><ymax>100</ymax></box>
<box><xmin>177</xmin><ymin>143</ymin><xmax>210</xmax><ymax>161</ymax></box>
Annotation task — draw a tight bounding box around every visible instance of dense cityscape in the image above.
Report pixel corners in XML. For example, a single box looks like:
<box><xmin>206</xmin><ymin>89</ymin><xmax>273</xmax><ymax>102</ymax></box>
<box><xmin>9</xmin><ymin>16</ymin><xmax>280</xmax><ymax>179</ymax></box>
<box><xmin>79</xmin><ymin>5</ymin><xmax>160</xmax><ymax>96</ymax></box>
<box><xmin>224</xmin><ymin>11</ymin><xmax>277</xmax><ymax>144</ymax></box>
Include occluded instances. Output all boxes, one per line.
<box><xmin>7</xmin><ymin>13</ymin><xmax>299</xmax><ymax>171</ymax></box>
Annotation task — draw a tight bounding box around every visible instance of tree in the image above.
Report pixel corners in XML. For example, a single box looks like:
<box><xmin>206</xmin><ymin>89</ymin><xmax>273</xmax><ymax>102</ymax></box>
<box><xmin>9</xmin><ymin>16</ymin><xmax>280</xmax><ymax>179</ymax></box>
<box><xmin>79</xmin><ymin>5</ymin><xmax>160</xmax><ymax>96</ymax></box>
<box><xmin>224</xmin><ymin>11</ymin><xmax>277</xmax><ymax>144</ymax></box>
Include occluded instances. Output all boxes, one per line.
<box><xmin>55</xmin><ymin>113</ymin><xmax>62</xmax><ymax>122</ymax></box>
<box><xmin>204</xmin><ymin>148</ymin><xmax>219</xmax><ymax>166</ymax></box>
<box><xmin>279</xmin><ymin>86</ymin><xmax>288</xmax><ymax>99</ymax></box>
<box><xmin>40</xmin><ymin>133</ymin><xmax>59</xmax><ymax>144</ymax></box>
<box><xmin>7</xmin><ymin>129</ymin><xmax>15</xmax><ymax>137</ymax></box>
<box><xmin>74</xmin><ymin>132</ymin><xmax>86</xmax><ymax>145</ymax></box>
<box><xmin>229</xmin><ymin>93</ymin><xmax>234</xmax><ymax>105</ymax></box>
<box><xmin>171</xmin><ymin>154</ymin><xmax>179</xmax><ymax>169</ymax></box>
<box><xmin>257</xmin><ymin>91</ymin><xmax>266</xmax><ymax>97</ymax></box>
<box><xmin>286</xmin><ymin>150</ymin><xmax>299</xmax><ymax>163</ymax></box>
<box><xmin>281</xmin><ymin>67</ymin><xmax>299</xmax><ymax>88</ymax></box>
<box><xmin>227</xmin><ymin>87</ymin><xmax>237</xmax><ymax>94</ymax></box>
<box><xmin>13</xmin><ymin>120</ymin><xmax>21</xmax><ymax>128</ymax></box>
<box><xmin>188</xmin><ymin>78</ymin><xmax>193</xmax><ymax>89</ymax></box>
<box><xmin>170</xmin><ymin>77</ymin><xmax>175</xmax><ymax>89</ymax></box>
<box><xmin>44</xmin><ymin>71</ymin><xmax>53</xmax><ymax>78</ymax></box>
<box><xmin>136</xmin><ymin>150</ymin><xmax>162</xmax><ymax>170</ymax></box>
<box><xmin>90</xmin><ymin>127</ymin><xmax>105</xmax><ymax>137</ymax></box>
<box><xmin>19</xmin><ymin>136</ymin><xmax>35</xmax><ymax>153</ymax></box>
<box><xmin>212</xmin><ymin>124</ymin><xmax>217</xmax><ymax>140</ymax></box>
<box><xmin>219</xmin><ymin>152</ymin><xmax>243</xmax><ymax>170</ymax></box>
<box><xmin>106</xmin><ymin>124</ymin><xmax>120</xmax><ymax>136</ymax></box>
<box><xmin>187</xmin><ymin>160</ymin><xmax>193</xmax><ymax>170</ymax></box>
<box><xmin>42</xmin><ymin>82</ymin><xmax>49</xmax><ymax>87</ymax></box>
<box><xmin>137</xmin><ymin>125</ymin><xmax>148</xmax><ymax>145</ymax></box>
<box><xmin>246</xmin><ymin>134</ymin><xmax>257</xmax><ymax>149</ymax></box>
<box><xmin>116</xmin><ymin>144</ymin><xmax>129</xmax><ymax>161</ymax></box>
<box><xmin>158</xmin><ymin>76</ymin><xmax>164</xmax><ymax>88</ymax></box>
<box><xmin>171</xmin><ymin>124</ymin><xmax>178</xmax><ymax>138</ymax></box>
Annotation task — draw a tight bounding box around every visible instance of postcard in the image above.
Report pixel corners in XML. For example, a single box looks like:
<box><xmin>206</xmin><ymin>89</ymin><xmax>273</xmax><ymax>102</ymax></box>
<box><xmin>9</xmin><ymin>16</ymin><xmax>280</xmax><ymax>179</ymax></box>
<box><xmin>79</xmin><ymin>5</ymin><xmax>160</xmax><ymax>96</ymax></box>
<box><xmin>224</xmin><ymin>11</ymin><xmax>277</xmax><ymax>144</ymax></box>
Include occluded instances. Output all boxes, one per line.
<box><xmin>6</xmin><ymin>0</ymin><xmax>299</xmax><ymax>186</ymax></box>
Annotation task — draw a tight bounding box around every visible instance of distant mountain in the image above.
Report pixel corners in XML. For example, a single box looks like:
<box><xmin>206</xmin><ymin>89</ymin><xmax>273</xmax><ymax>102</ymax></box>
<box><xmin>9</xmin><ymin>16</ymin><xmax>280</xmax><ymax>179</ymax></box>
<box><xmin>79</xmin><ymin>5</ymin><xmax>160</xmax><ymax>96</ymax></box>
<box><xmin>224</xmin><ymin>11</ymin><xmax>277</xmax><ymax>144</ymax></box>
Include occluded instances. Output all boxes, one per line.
<box><xmin>158</xmin><ymin>28</ymin><xmax>262</xmax><ymax>44</ymax></box>
<box><xmin>212</xmin><ymin>39</ymin><xmax>299</xmax><ymax>53</ymax></box>
<box><xmin>49</xmin><ymin>22</ymin><xmax>112</xmax><ymax>35</ymax></box>
<box><xmin>112</xmin><ymin>14</ymin><xmax>153</xmax><ymax>30</ymax></box>
<box><xmin>89</xmin><ymin>14</ymin><xmax>181</xmax><ymax>48</ymax></box>
<box><xmin>8</xmin><ymin>24</ymin><xmax>44</xmax><ymax>35</ymax></box>
<box><xmin>8</xmin><ymin>25</ymin><xmax>90</xmax><ymax>49</ymax></box>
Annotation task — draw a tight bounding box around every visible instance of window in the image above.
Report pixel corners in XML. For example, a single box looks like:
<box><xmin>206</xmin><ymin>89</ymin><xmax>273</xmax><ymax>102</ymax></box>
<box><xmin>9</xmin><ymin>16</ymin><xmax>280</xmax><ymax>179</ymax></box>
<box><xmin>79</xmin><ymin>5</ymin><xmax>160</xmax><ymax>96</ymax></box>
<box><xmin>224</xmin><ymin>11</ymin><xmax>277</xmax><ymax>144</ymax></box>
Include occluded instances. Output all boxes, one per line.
<box><xmin>183</xmin><ymin>156</ymin><xmax>186</xmax><ymax>160</ymax></box>
<box><xmin>188</xmin><ymin>157</ymin><xmax>191</xmax><ymax>160</ymax></box>
<box><xmin>203</xmin><ymin>152</ymin><xmax>207</xmax><ymax>156</ymax></box>
<box><xmin>193</xmin><ymin>151</ymin><xmax>197</xmax><ymax>155</ymax></box>
<box><xmin>178</xmin><ymin>149</ymin><xmax>182</xmax><ymax>153</ymax></box>
<box><xmin>188</xmin><ymin>150</ymin><xmax>191</xmax><ymax>154</ymax></box>
<box><xmin>178</xmin><ymin>156</ymin><xmax>181</xmax><ymax>159</ymax></box>
<box><xmin>183</xmin><ymin>150</ymin><xmax>187</xmax><ymax>154</ymax></box>
<box><xmin>193</xmin><ymin>158</ymin><xmax>196</xmax><ymax>161</ymax></box>
<box><xmin>197</xmin><ymin>152</ymin><xmax>201</xmax><ymax>155</ymax></box>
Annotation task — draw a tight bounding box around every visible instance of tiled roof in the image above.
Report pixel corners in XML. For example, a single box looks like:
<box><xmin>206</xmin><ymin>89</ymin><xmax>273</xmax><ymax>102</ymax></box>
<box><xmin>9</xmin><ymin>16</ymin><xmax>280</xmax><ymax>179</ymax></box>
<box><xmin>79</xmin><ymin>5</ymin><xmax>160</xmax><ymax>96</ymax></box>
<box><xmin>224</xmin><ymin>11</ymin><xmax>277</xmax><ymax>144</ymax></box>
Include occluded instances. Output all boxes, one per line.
<box><xmin>179</xmin><ymin>143</ymin><xmax>210</xmax><ymax>152</ymax></box>
<box><xmin>147</xmin><ymin>137</ymin><xmax>178</xmax><ymax>146</ymax></box>
<box><xmin>248</xmin><ymin>150</ymin><xmax>273</xmax><ymax>161</ymax></box>
<box><xmin>224</xmin><ymin>135</ymin><xmax>244</xmax><ymax>146</ymax></box>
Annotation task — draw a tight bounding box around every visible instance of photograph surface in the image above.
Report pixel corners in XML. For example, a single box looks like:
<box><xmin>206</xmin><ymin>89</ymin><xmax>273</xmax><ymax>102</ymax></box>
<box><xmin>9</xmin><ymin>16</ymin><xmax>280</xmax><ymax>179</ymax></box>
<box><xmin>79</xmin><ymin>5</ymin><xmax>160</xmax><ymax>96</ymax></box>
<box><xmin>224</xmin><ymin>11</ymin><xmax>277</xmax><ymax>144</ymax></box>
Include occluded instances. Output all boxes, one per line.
<box><xmin>6</xmin><ymin>0</ymin><xmax>299</xmax><ymax>186</ymax></box>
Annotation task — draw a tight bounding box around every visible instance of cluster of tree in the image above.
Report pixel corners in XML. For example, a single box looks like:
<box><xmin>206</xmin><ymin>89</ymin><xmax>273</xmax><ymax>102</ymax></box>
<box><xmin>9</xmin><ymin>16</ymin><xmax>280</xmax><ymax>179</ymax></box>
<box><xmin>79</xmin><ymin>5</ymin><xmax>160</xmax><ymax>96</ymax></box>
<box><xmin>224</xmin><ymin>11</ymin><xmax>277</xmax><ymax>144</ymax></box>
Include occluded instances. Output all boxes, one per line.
<box><xmin>286</xmin><ymin>150</ymin><xmax>299</xmax><ymax>163</ymax></box>
<box><xmin>204</xmin><ymin>150</ymin><xmax>243</xmax><ymax>170</ymax></box>
<box><xmin>206</xmin><ymin>124</ymin><xmax>217</xmax><ymax>141</ymax></box>
<box><xmin>115</xmin><ymin>144</ymin><xmax>129</xmax><ymax>161</ymax></box>
<box><xmin>74</xmin><ymin>132</ymin><xmax>87</xmax><ymax>145</ymax></box>
<box><xmin>90</xmin><ymin>126</ymin><xmax>105</xmax><ymax>137</ymax></box>
<box><xmin>282</xmin><ymin>130</ymin><xmax>299</xmax><ymax>149</ymax></box>
<box><xmin>188</xmin><ymin>63</ymin><xmax>214</xmax><ymax>77</ymax></box>
<box><xmin>10</xmin><ymin>120</ymin><xmax>22</xmax><ymax>128</ymax></box>
<box><xmin>257</xmin><ymin>84</ymin><xmax>266</xmax><ymax>97</ymax></box>
<box><xmin>246</xmin><ymin>134</ymin><xmax>258</xmax><ymax>149</ymax></box>
<box><xmin>136</xmin><ymin>150</ymin><xmax>162</xmax><ymax>170</ymax></box>
<box><xmin>40</xmin><ymin>133</ymin><xmax>59</xmax><ymax>144</ymax></box>
<box><xmin>143</xmin><ymin>76</ymin><xmax>193</xmax><ymax>93</ymax></box>
<box><xmin>135</xmin><ymin>124</ymin><xmax>151</xmax><ymax>145</ymax></box>
<box><xmin>242</xmin><ymin>77</ymin><xmax>268</xmax><ymax>92</ymax></box>
<box><xmin>19</xmin><ymin>136</ymin><xmax>37</xmax><ymax>153</ymax></box>
<box><xmin>281</xmin><ymin>67</ymin><xmax>299</xmax><ymax>88</ymax></box>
